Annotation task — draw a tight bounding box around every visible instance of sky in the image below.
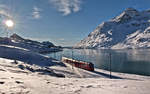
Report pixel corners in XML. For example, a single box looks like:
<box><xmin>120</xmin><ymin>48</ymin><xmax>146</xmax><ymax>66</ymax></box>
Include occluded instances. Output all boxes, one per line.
<box><xmin>0</xmin><ymin>0</ymin><xmax>150</xmax><ymax>46</ymax></box>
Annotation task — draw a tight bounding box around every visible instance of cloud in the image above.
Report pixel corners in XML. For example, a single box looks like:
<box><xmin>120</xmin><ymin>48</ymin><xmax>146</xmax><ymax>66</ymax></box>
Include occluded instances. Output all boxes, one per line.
<box><xmin>59</xmin><ymin>38</ymin><xmax>65</xmax><ymax>41</ymax></box>
<box><xmin>0</xmin><ymin>4</ymin><xmax>11</xmax><ymax>18</ymax></box>
<box><xmin>32</xmin><ymin>6</ymin><xmax>42</xmax><ymax>19</ymax></box>
<box><xmin>49</xmin><ymin>0</ymin><xmax>82</xmax><ymax>16</ymax></box>
<box><xmin>0</xmin><ymin>10</ymin><xmax>10</xmax><ymax>18</ymax></box>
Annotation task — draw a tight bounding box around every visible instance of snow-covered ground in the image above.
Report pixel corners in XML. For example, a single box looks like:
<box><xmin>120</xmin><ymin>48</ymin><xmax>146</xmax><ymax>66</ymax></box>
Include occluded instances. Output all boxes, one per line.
<box><xmin>0</xmin><ymin>44</ymin><xmax>150</xmax><ymax>94</ymax></box>
<box><xmin>0</xmin><ymin>57</ymin><xmax>150</xmax><ymax>94</ymax></box>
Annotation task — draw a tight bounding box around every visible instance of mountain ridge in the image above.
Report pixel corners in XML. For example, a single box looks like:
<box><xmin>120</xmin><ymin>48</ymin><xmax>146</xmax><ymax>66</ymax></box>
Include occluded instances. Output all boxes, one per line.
<box><xmin>0</xmin><ymin>33</ymin><xmax>61</xmax><ymax>53</ymax></box>
<box><xmin>75</xmin><ymin>8</ymin><xmax>150</xmax><ymax>49</ymax></box>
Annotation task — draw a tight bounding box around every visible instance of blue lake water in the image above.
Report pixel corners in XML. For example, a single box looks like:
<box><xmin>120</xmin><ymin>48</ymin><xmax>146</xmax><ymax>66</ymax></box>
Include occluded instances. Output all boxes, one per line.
<box><xmin>46</xmin><ymin>49</ymin><xmax>150</xmax><ymax>76</ymax></box>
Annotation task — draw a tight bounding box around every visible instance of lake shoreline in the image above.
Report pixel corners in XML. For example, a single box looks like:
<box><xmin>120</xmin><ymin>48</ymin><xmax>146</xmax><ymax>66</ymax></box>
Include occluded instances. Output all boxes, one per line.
<box><xmin>46</xmin><ymin>48</ymin><xmax>150</xmax><ymax>76</ymax></box>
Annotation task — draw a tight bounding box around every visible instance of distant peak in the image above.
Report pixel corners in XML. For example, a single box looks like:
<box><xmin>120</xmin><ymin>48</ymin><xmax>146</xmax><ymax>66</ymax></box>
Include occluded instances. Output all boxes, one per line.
<box><xmin>125</xmin><ymin>7</ymin><xmax>138</xmax><ymax>12</ymax></box>
<box><xmin>124</xmin><ymin>8</ymin><xmax>139</xmax><ymax>15</ymax></box>
<box><xmin>10</xmin><ymin>33</ymin><xmax>24</xmax><ymax>40</ymax></box>
<box><xmin>10</xmin><ymin>33</ymin><xmax>20</xmax><ymax>37</ymax></box>
<box><xmin>112</xmin><ymin>8</ymin><xmax>139</xmax><ymax>22</ymax></box>
<box><xmin>145</xmin><ymin>9</ymin><xmax>150</xmax><ymax>12</ymax></box>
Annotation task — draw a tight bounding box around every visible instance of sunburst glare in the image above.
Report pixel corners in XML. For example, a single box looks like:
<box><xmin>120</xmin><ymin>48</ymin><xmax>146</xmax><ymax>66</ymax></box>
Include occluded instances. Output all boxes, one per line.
<box><xmin>5</xmin><ymin>19</ymin><xmax>14</xmax><ymax>28</ymax></box>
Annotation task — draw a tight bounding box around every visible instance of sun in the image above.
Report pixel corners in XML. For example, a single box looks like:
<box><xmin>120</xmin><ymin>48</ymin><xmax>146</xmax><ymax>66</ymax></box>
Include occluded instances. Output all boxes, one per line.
<box><xmin>5</xmin><ymin>19</ymin><xmax>14</xmax><ymax>28</ymax></box>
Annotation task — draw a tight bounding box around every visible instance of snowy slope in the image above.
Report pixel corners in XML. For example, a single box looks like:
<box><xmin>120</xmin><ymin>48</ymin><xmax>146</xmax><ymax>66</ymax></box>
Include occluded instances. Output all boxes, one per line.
<box><xmin>0</xmin><ymin>44</ymin><xmax>66</xmax><ymax>67</ymax></box>
<box><xmin>0</xmin><ymin>34</ymin><xmax>62</xmax><ymax>53</ymax></box>
<box><xmin>0</xmin><ymin>57</ymin><xmax>150</xmax><ymax>94</ymax></box>
<box><xmin>75</xmin><ymin>8</ymin><xmax>150</xmax><ymax>49</ymax></box>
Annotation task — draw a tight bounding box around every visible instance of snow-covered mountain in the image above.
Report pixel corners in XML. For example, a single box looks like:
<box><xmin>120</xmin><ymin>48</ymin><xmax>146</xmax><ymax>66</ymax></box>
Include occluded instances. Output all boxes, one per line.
<box><xmin>0</xmin><ymin>34</ymin><xmax>62</xmax><ymax>53</ymax></box>
<box><xmin>75</xmin><ymin>8</ymin><xmax>150</xmax><ymax>49</ymax></box>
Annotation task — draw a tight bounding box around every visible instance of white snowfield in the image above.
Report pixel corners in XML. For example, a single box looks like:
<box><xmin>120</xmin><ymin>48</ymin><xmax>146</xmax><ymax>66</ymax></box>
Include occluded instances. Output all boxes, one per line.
<box><xmin>0</xmin><ymin>44</ymin><xmax>150</xmax><ymax>94</ymax></box>
<box><xmin>75</xmin><ymin>8</ymin><xmax>150</xmax><ymax>49</ymax></box>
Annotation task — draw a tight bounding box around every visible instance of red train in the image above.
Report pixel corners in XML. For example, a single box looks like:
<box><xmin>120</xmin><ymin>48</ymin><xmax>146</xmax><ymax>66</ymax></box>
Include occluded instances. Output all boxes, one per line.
<box><xmin>62</xmin><ymin>57</ymin><xmax>94</xmax><ymax>71</ymax></box>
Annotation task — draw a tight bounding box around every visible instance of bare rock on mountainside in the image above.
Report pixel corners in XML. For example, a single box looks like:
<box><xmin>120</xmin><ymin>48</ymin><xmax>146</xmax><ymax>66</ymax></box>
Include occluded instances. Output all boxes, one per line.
<box><xmin>75</xmin><ymin>8</ymin><xmax>150</xmax><ymax>49</ymax></box>
<box><xmin>10</xmin><ymin>33</ymin><xmax>25</xmax><ymax>41</ymax></box>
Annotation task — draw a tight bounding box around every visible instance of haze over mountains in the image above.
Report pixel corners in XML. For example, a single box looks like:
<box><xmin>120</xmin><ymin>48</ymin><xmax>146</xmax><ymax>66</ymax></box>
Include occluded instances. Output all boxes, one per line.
<box><xmin>75</xmin><ymin>8</ymin><xmax>150</xmax><ymax>49</ymax></box>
